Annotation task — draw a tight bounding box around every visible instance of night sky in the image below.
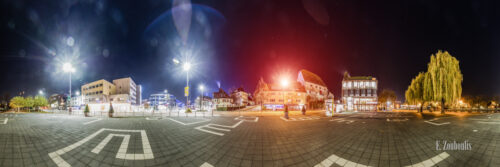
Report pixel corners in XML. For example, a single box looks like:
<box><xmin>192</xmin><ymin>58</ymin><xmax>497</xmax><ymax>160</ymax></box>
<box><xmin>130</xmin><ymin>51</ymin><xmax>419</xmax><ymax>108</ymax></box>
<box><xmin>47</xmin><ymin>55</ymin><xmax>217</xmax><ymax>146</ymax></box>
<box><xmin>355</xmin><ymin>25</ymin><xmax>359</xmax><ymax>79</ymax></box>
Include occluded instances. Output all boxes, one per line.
<box><xmin>1</xmin><ymin>0</ymin><xmax>499</xmax><ymax>101</ymax></box>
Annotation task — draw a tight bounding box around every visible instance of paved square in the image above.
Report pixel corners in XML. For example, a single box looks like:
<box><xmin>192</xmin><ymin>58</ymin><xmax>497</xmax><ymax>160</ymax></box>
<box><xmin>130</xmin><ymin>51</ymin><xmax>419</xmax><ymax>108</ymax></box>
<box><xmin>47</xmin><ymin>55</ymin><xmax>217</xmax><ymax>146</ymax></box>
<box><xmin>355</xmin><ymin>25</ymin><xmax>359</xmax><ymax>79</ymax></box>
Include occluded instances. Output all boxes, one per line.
<box><xmin>1</xmin><ymin>112</ymin><xmax>500</xmax><ymax>166</ymax></box>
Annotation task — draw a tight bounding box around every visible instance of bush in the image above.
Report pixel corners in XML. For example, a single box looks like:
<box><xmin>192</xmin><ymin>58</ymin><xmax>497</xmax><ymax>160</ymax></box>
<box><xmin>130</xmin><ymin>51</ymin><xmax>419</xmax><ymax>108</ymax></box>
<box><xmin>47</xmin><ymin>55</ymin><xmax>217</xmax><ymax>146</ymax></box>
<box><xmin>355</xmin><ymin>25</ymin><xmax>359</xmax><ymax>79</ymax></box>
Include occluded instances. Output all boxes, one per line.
<box><xmin>185</xmin><ymin>108</ymin><xmax>192</xmax><ymax>113</ymax></box>
<box><xmin>84</xmin><ymin>104</ymin><xmax>89</xmax><ymax>113</ymax></box>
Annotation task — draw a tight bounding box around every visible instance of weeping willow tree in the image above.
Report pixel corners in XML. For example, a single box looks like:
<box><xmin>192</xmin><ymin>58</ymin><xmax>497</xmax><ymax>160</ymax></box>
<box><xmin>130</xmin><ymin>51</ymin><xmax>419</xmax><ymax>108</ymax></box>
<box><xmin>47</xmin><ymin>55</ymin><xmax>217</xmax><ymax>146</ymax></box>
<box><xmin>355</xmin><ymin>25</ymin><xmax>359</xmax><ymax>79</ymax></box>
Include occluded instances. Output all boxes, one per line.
<box><xmin>405</xmin><ymin>72</ymin><xmax>427</xmax><ymax>112</ymax></box>
<box><xmin>405</xmin><ymin>50</ymin><xmax>462</xmax><ymax>114</ymax></box>
<box><xmin>427</xmin><ymin>50</ymin><xmax>463</xmax><ymax>114</ymax></box>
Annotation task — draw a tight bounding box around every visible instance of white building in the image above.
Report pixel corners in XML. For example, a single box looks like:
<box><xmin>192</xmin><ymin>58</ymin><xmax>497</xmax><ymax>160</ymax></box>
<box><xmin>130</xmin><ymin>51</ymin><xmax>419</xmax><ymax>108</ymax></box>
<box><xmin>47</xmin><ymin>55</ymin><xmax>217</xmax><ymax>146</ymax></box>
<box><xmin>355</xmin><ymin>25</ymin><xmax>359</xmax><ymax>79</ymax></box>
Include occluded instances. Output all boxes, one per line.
<box><xmin>341</xmin><ymin>72</ymin><xmax>378</xmax><ymax>112</ymax></box>
<box><xmin>113</xmin><ymin>77</ymin><xmax>139</xmax><ymax>105</ymax></box>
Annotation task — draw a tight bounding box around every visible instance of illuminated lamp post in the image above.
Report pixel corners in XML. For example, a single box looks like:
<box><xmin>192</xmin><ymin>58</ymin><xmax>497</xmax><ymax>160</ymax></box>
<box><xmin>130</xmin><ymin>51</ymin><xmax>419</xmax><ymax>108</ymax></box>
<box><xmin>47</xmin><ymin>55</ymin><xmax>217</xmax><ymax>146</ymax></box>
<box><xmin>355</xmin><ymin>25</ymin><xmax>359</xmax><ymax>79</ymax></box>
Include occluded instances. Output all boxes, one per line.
<box><xmin>280</xmin><ymin>79</ymin><xmax>289</xmax><ymax>119</ymax></box>
<box><xmin>199</xmin><ymin>85</ymin><xmax>204</xmax><ymax>117</ymax></box>
<box><xmin>63</xmin><ymin>63</ymin><xmax>75</xmax><ymax>115</ymax></box>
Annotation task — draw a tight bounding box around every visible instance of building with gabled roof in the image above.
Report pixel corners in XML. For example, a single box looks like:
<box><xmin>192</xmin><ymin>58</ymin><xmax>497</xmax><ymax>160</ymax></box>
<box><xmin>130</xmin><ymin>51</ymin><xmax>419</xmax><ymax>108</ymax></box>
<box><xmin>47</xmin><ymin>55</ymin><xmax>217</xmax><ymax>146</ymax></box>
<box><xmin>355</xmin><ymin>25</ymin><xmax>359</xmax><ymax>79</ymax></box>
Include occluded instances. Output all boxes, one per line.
<box><xmin>297</xmin><ymin>69</ymin><xmax>332</xmax><ymax>106</ymax></box>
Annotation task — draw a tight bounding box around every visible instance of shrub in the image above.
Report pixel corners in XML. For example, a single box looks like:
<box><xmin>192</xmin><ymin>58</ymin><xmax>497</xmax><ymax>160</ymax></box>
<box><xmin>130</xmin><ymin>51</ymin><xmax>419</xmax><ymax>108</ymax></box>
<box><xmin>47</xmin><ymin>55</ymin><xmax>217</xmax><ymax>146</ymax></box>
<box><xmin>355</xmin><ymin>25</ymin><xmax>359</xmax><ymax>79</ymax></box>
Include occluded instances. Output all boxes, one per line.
<box><xmin>185</xmin><ymin>108</ymin><xmax>192</xmax><ymax>113</ymax></box>
<box><xmin>84</xmin><ymin>104</ymin><xmax>89</xmax><ymax>113</ymax></box>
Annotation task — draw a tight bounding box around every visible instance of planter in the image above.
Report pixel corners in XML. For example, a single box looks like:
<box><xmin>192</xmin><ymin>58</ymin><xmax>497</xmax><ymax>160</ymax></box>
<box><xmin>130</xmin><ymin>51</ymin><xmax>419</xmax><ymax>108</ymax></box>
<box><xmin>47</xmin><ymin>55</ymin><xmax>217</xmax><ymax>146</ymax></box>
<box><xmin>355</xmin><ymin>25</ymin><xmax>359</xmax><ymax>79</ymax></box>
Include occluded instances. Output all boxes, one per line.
<box><xmin>109</xmin><ymin>112</ymin><xmax>113</xmax><ymax>118</ymax></box>
<box><xmin>84</xmin><ymin>112</ymin><xmax>89</xmax><ymax>117</ymax></box>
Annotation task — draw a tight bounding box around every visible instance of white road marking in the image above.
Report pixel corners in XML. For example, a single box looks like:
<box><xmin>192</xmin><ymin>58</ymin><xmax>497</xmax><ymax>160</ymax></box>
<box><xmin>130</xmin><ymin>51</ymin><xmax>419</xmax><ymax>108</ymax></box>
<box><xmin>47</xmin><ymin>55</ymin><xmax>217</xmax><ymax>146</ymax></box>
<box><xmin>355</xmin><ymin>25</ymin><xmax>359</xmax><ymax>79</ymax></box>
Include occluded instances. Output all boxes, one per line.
<box><xmin>315</xmin><ymin>154</ymin><xmax>372</xmax><ymax>167</ymax></box>
<box><xmin>281</xmin><ymin>116</ymin><xmax>320</xmax><ymax>122</ymax></box>
<box><xmin>83</xmin><ymin>118</ymin><xmax>102</xmax><ymax>125</ymax></box>
<box><xmin>200</xmin><ymin>162</ymin><xmax>214</xmax><ymax>167</ymax></box>
<box><xmin>477</xmin><ymin>121</ymin><xmax>500</xmax><ymax>124</ymax></box>
<box><xmin>195</xmin><ymin>120</ymin><xmax>244</xmax><ymax>136</ymax></box>
<box><xmin>386</xmin><ymin>118</ymin><xmax>409</xmax><ymax>122</ymax></box>
<box><xmin>145</xmin><ymin>117</ymin><xmax>162</xmax><ymax>120</ymax></box>
<box><xmin>0</xmin><ymin>118</ymin><xmax>8</xmax><ymax>124</ymax></box>
<box><xmin>235</xmin><ymin>116</ymin><xmax>259</xmax><ymax>122</ymax></box>
<box><xmin>48</xmin><ymin>128</ymin><xmax>154</xmax><ymax>167</ymax></box>
<box><xmin>168</xmin><ymin>118</ymin><xmax>210</xmax><ymax>125</ymax></box>
<box><xmin>195</xmin><ymin>117</ymin><xmax>259</xmax><ymax>136</ymax></box>
<box><xmin>473</xmin><ymin>130</ymin><xmax>478</xmax><ymax>132</ymax></box>
<box><xmin>424</xmin><ymin>120</ymin><xmax>450</xmax><ymax>126</ymax></box>
<box><xmin>329</xmin><ymin>118</ymin><xmax>354</xmax><ymax>124</ymax></box>
<box><xmin>404</xmin><ymin>152</ymin><xmax>449</xmax><ymax>167</ymax></box>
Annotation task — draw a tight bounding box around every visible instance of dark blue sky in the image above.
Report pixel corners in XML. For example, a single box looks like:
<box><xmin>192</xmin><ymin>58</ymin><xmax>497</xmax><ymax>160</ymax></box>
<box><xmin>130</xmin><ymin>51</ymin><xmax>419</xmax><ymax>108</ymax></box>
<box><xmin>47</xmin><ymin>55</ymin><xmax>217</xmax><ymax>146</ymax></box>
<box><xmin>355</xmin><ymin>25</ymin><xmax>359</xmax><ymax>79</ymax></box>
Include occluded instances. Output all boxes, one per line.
<box><xmin>1</xmin><ymin>0</ymin><xmax>499</xmax><ymax>101</ymax></box>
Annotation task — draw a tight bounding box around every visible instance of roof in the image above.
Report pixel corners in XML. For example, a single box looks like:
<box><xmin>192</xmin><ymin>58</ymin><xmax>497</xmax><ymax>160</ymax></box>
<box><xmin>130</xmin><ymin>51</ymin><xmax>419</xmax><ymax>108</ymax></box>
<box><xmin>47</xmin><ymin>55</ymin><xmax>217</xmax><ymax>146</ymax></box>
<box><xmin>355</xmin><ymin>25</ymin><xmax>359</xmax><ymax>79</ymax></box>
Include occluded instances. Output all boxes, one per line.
<box><xmin>343</xmin><ymin>71</ymin><xmax>375</xmax><ymax>80</ymax></box>
<box><xmin>347</xmin><ymin>76</ymin><xmax>374</xmax><ymax>80</ymax></box>
<box><xmin>299</xmin><ymin>69</ymin><xmax>327</xmax><ymax>87</ymax></box>
<box><xmin>213</xmin><ymin>88</ymin><xmax>230</xmax><ymax>98</ymax></box>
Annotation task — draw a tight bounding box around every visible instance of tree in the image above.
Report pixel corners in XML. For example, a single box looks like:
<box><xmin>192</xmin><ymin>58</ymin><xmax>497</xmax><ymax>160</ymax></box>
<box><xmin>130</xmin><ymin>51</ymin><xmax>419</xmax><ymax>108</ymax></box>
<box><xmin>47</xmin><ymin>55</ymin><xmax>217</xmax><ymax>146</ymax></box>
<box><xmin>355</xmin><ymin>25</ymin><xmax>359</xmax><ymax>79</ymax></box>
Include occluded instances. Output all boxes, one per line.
<box><xmin>405</xmin><ymin>50</ymin><xmax>463</xmax><ymax>114</ymax></box>
<box><xmin>24</xmin><ymin>96</ymin><xmax>35</xmax><ymax>112</ymax></box>
<box><xmin>33</xmin><ymin>95</ymin><xmax>48</xmax><ymax>111</ymax></box>
<box><xmin>9</xmin><ymin>96</ymin><xmax>25</xmax><ymax>112</ymax></box>
<box><xmin>405</xmin><ymin>72</ymin><xmax>427</xmax><ymax>112</ymax></box>
<box><xmin>379</xmin><ymin>89</ymin><xmax>397</xmax><ymax>110</ymax></box>
<box><xmin>426</xmin><ymin>50</ymin><xmax>463</xmax><ymax>114</ymax></box>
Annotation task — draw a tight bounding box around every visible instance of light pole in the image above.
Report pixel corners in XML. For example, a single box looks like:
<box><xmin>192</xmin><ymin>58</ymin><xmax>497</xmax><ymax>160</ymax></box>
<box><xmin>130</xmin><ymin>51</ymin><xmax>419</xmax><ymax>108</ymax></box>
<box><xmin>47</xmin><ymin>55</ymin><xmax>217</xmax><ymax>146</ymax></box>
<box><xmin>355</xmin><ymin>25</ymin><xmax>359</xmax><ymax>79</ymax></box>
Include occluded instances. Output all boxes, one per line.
<box><xmin>174</xmin><ymin>58</ymin><xmax>192</xmax><ymax>112</ymax></box>
<box><xmin>63</xmin><ymin>63</ymin><xmax>75</xmax><ymax>114</ymax></box>
<box><xmin>199</xmin><ymin>85</ymin><xmax>204</xmax><ymax>117</ymax></box>
<box><xmin>280</xmin><ymin>78</ymin><xmax>289</xmax><ymax>118</ymax></box>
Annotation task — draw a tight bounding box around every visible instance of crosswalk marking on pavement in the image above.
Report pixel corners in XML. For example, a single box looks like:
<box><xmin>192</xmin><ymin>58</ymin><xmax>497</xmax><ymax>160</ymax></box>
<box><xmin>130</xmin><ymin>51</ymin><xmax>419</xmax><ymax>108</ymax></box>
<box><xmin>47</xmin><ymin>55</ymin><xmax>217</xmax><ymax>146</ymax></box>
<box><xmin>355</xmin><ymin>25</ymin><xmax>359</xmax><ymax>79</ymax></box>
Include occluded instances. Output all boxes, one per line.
<box><xmin>280</xmin><ymin>116</ymin><xmax>321</xmax><ymax>122</ymax></box>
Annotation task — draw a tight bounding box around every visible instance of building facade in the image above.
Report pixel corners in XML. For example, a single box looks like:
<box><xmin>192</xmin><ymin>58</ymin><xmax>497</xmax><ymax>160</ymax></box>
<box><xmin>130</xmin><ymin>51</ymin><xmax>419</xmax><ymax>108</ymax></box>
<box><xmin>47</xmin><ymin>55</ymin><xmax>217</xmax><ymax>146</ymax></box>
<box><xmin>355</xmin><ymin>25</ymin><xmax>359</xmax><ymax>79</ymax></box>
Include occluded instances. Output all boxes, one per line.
<box><xmin>113</xmin><ymin>77</ymin><xmax>138</xmax><ymax>105</ymax></box>
<box><xmin>297</xmin><ymin>69</ymin><xmax>330</xmax><ymax>101</ymax></box>
<box><xmin>81</xmin><ymin>79</ymin><xmax>116</xmax><ymax>104</ymax></box>
<box><xmin>231</xmin><ymin>87</ymin><xmax>249</xmax><ymax>107</ymax></box>
<box><xmin>341</xmin><ymin>72</ymin><xmax>378</xmax><ymax>112</ymax></box>
<box><xmin>81</xmin><ymin>77</ymin><xmax>141</xmax><ymax>105</ymax></box>
<box><xmin>195</xmin><ymin>96</ymin><xmax>212</xmax><ymax>110</ymax></box>
<box><xmin>213</xmin><ymin>88</ymin><xmax>234</xmax><ymax>109</ymax></box>
<box><xmin>253</xmin><ymin>78</ymin><xmax>307</xmax><ymax>110</ymax></box>
<box><xmin>148</xmin><ymin>90</ymin><xmax>176</xmax><ymax>108</ymax></box>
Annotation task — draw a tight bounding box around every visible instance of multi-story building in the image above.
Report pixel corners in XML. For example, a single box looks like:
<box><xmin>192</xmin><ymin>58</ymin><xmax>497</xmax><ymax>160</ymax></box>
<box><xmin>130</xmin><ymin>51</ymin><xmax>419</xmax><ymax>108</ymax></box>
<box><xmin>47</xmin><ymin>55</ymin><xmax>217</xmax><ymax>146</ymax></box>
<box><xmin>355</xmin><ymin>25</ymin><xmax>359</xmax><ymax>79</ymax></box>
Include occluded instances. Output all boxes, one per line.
<box><xmin>148</xmin><ymin>90</ymin><xmax>176</xmax><ymax>108</ymax></box>
<box><xmin>231</xmin><ymin>87</ymin><xmax>249</xmax><ymax>107</ymax></box>
<box><xmin>195</xmin><ymin>96</ymin><xmax>212</xmax><ymax>110</ymax></box>
<box><xmin>297</xmin><ymin>69</ymin><xmax>330</xmax><ymax>101</ymax></box>
<box><xmin>136</xmin><ymin>85</ymin><xmax>142</xmax><ymax>105</ymax></box>
<box><xmin>81</xmin><ymin>79</ymin><xmax>116</xmax><ymax>104</ymax></box>
<box><xmin>49</xmin><ymin>94</ymin><xmax>67</xmax><ymax>110</ymax></box>
<box><xmin>81</xmin><ymin>77</ymin><xmax>142</xmax><ymax>105</ymax></box>
<box><xmin>213</xmin><ymin>88</ymin><xmax>233</xmax><ymax>109</ymax></box>
<box><xmin>341</xmin><ymin>72</ymin><xmax>378</xmax><ymax>112</ymax></box>
<box><xmin>113</xmin><ymin>77</ymin><xmax>138</xmax><ymax>105</ymax></box>
<box><xmin>253</xmin><ymin>78</ymin><xmax>307</xmax><ymax>110</ymax></box>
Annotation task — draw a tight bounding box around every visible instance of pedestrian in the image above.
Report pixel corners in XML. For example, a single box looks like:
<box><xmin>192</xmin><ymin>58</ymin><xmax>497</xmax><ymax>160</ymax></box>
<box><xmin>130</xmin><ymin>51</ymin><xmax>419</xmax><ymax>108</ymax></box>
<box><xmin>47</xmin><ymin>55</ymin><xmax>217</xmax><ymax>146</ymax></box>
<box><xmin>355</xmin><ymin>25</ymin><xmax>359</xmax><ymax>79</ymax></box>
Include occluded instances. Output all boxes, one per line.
<box><xmin>301</xmin><ymin>106</ymin><xmax>306</xmax><ymax>115</ymax></box>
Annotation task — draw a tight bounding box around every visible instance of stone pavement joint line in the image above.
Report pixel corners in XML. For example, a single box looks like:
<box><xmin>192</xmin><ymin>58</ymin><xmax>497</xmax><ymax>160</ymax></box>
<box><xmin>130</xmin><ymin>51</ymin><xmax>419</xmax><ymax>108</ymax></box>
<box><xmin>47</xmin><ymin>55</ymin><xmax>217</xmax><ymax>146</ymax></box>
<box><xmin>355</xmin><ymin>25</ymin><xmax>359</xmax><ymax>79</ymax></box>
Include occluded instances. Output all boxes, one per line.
<box><xmin>83</xmin><ymin>118</ymin><xmax>102</xmax><ymax>125</ymax></box>
<box><xmin>404</xmin><ymin>152</ymin><xmax>450</xmax><ymax>167</ymax></box>
<box><xmin>48</xmin><ymin>128</ymin><xmax>154</xmax><ymax>167</ymax></box>
<box><xmin>168</xmin><ymin>118</ymin><xmax>211</xmax><ymax>125</ymax></box>
<box><xmin>0</xmin><ymin>118</ymin><xmax>7</xmax><ymax>124</ymax></box>
<box><xmin>314</xmin><ymin>154</ymin><xmax>372</xmax><ymax>167</ymax></box>
<box><xmin>200</xmin><ymin>162</ymin><xmax>214</xmax><ymax>167</ymax></box>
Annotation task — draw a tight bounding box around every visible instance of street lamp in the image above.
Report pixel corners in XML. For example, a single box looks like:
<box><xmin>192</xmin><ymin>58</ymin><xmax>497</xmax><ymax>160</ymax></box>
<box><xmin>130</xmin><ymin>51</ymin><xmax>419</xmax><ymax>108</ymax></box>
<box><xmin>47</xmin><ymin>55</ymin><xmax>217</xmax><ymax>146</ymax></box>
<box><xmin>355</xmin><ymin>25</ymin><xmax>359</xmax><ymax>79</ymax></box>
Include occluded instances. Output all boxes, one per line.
<box><xmin>199</xmin><ymin>85</ymin><xmax>204</xmax><ymax>117</ymax></box>
<box><xmin>280</xmin><ymin>78</ymin><xmax>289</xmax><ymax>115</ymax></box>
<box><xmin>63</xmin><ymin>62</ymin><xmax>75</xmax><ymax>114</ymax></box>
<box><xmin>39</xmin><ymin>90</ymin><xmax>44</xmax><ymax>95</ymax></box>
<box><xmin>173</xmin><ymin>59</ymin><xmax>192</xmax><ymax>110</ymax></box>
